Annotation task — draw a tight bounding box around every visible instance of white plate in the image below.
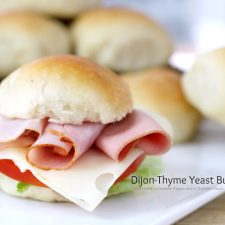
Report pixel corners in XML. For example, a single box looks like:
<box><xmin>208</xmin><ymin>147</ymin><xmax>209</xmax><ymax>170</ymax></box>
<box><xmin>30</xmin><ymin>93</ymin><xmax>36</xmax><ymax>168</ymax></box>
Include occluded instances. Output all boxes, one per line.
<box><xmin>0</xmin><ymin>120</ymin><xmax>225</xmax><ymax>225</ymax></box>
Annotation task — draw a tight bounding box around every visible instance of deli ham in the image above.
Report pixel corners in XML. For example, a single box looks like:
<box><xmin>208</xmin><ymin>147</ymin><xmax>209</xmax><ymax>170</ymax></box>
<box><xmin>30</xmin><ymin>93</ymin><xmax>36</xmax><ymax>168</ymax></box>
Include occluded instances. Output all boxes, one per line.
<box><xmin>0</xmin><ymin>116</ymin><xmax>46</xmax><ymax>142</ymax></box>
<box><xmin>27</xmin><ymin>122</ymin><xmax>105</xmax><ymax>169</ymax></box>
<box><xmin>0</xmin><ymin>136</ymin><xmax>36</xmax><ymax>150</ymax></box>
<box><xmin>96</xmin><ymin>110</ymin><xmax>171</xmax><ymax>160</ymax></box>
<box><xmin>0</xmin><ymin>110</ymin><xmax>171</xmax><ymax>170</ymax></box>
<box><xmin>27</xmin><ymin>130</ymin><xmax>73</xmax><ymax>170</ymax></box>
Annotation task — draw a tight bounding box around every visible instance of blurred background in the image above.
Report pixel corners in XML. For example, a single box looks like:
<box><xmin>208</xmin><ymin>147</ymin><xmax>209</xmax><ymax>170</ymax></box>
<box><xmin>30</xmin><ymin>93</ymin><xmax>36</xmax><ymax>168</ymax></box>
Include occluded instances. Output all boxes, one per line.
<box><xmin>106</xmin><ymin>0</ymin><xmax>225</xmax><ymax>52</ymax></box>
<box><xmin>1</xmin><ymin>0</ymin><xmax>224</xmax><ymax>73</ymax></box>
<box><xmin>104</xmin><ymin>0</ymin><xmax>225</xmax><ymax>70</ymax></box>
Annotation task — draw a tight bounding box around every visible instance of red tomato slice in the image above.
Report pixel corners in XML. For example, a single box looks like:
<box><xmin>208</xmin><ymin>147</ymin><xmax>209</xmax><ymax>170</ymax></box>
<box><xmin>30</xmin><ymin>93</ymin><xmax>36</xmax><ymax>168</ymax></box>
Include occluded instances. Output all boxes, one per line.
<box><xmin>0</xmin><ymin>155</ymin><xmax>145</xmax><ymax>188</ymax></box>
<box><xmin>0</xmin><ymin>159</ymin><xmax>46</xmax><ymax>187</ymax></box>
<box><xmin>115</xmin><ymin>153</ymin><xmax>145</xmax><ymax>184</ymax></box>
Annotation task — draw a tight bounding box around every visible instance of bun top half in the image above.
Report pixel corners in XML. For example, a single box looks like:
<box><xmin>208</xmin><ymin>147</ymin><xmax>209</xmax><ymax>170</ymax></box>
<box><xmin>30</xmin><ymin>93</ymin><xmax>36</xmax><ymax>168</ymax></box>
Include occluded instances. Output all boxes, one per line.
<box><xmin>0</xmin><ymin>55</ymin><xmax>132</xmax><ymax>124</ymax></box>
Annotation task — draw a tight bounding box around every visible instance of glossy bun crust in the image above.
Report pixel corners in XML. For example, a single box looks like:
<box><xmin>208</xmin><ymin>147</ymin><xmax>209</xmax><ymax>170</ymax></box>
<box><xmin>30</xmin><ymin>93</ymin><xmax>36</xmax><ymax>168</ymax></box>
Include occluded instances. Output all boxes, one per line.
<box><xmin>0</xmin><ymin>55</ymin><xmax>132</xmax><ymax>124</ymax></box>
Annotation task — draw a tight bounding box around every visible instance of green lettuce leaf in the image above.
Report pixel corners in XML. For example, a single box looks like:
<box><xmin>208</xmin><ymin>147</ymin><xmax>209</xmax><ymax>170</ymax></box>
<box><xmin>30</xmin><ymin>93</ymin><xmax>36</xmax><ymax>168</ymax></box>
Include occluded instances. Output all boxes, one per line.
<box><xmin>108</xmin><ymin>156</ymin><xmax>163</xmax><ymax>197</ymax></box>
<box><xmin>17</xmin><ymin>182</ymin><xmax>30</xmax><ymax>193</ymax></box>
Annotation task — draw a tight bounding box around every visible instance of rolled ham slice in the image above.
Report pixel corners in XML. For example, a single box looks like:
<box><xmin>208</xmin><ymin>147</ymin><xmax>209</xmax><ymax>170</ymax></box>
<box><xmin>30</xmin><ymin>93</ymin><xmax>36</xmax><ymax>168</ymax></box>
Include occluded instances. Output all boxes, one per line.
<box><xmin>0</xmin><ymin>109</ymin><xmax>171</xmax><ymax>170</ymax></box>
<box><xmin>96</xmin><ymin>110</ymin><xmax>172</xmax><ymax>161</ymax></box>
<box><xmin>27</xmin><ymin>122</ymin><xmax>105</xmax><ymax>170</ymax></box>
<box><xmin>0</xmin><ymin>116</ymin><xmax>46</xmax><ymax>145</ymax></box>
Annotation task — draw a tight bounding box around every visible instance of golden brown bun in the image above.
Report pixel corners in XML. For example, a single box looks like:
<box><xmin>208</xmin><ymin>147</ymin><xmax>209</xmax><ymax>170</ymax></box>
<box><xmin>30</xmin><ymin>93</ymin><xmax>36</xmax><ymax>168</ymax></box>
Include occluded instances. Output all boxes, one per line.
<box><xmin>182</xmin><ymin>48</ymin><xmax>225</xmax><ymax>125</ymax></box>
<box><xmin>0</xmin><ymin>12</ymin><xmax>71</xmax><ymax>77</ymax></box>
<box><xmin>0</xmin><ymin>0</ymin><xmax>102</xmax><ymax>18</ymax></box>
<box><xmin>71</xmin><ymin>8</ymin><xmax>173</xmax><ymax>72</ymax></box>
<box><xmin>0</xmin><ymin>55</ymin><xmax>132</xmax><ymax>124</ymax></box>
<box><xmin>122</xmin><ymin>67</ymin><xmax>201</xmax><ymax>142</ymax></box>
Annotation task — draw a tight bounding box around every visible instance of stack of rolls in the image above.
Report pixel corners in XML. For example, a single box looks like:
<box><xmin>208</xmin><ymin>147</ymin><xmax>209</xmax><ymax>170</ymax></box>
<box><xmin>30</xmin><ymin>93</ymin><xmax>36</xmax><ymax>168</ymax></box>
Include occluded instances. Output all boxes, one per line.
<box><xmin>0</xmin><ymin>2</ymin><xmax>174</xmax><ymax>75</ymax></box>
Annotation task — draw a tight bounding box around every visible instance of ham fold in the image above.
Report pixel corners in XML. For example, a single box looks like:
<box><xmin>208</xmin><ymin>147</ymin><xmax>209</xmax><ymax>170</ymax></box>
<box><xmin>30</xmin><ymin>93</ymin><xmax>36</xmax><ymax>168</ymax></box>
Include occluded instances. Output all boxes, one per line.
<box><xmin>0</xmin><ymin>116</ymin><xmax>45</xmax><ymax>142</ymax></box>
<box><xmin>27</xmin><ymin>122</ymin><xmax>105</xmax><ymax>169</ymax></box>
<box><xmin>0</xmin><ymin>136</ymin><xmax>36</xmax><ymax>150</ymax></box>
<box><xmin>96</xmin><ymin>110</ymin><xmax>171</xmax><ymax>160</ymax></box>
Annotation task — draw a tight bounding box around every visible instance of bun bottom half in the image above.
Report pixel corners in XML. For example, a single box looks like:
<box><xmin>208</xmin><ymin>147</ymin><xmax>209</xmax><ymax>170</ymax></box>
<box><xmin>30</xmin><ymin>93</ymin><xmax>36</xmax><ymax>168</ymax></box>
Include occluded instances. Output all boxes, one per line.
<box><xmin>0</xmin><ymin>173</ymin><xmax>68</xmax><ymax>202</ymax></box>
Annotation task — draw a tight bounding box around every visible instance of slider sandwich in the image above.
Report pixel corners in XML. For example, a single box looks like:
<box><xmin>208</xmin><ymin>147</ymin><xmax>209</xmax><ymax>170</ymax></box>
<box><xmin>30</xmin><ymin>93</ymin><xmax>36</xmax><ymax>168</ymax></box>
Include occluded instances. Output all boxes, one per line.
<box><xmin>0</xmin><ymin>55</ymin><xmax>172</xmax><ymax>211</ymax></box>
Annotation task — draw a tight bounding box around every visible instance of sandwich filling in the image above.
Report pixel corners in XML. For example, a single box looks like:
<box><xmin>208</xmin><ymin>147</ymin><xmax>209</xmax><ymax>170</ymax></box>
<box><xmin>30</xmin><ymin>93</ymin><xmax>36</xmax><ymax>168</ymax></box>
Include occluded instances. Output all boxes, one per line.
<box><xmin>0</xmin><ymin>109</ymin><xmax>171</xmax><ymax>211</ymax></box>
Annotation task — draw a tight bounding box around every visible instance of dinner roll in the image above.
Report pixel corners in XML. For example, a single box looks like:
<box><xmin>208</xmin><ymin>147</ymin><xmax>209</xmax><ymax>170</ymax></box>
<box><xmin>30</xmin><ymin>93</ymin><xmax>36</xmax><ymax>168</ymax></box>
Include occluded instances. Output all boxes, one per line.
<box><xmin>182</xmin><ymin>48</ymin><xmax>225</xmax><ymax>125</ymax></box>
<box><xmin>122</xmin><ymin>67</ymin><xmax>201</xmax><ymax>142</ymax></box>
<box><xmin>71</xmin><ymin>8</ymin><xmax>173</xmax><ymax>72</ymax></box>
<box><xmin>0</xmin><ymin>0</ymin><xmax>102</xmax><ymax>18</ymax></box>
<box><xmin>0</xmin><ymin>12</ymin><xmax>71</xmax><ymax>78</ymax></box>
<box><xmin>0</xmin><ymin>55</ymin><xmax>132</xmax><ymax>124</ymax></box>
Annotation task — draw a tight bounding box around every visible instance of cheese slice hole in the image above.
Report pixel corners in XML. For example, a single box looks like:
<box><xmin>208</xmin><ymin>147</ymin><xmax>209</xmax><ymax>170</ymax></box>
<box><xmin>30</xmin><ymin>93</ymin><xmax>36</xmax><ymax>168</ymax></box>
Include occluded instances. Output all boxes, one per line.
<box><xmin>95</xmin><ymin>173</ymin><xmax>114</xmax><ymax>194</ymax></box>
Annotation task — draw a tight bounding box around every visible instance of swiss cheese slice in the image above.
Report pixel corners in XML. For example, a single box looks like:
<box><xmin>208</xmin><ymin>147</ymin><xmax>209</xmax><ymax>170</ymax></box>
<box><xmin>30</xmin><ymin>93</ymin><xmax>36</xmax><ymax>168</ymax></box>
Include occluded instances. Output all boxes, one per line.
<box><xmin>0</xmin><ymin>147</ymin><xmax>142</xmax><ymax>211</ymax></box>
